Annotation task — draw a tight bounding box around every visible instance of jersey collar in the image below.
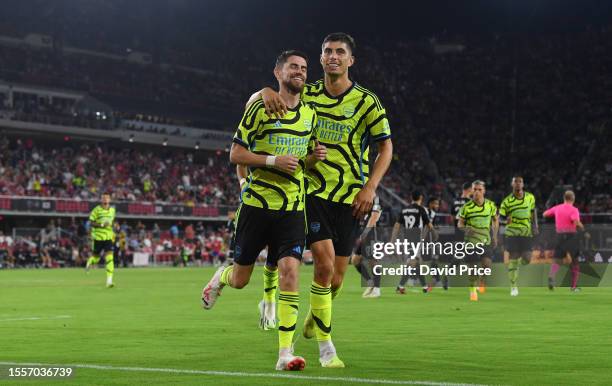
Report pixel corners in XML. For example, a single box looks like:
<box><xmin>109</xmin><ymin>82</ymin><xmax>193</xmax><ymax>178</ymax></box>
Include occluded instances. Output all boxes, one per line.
<box><xmin>323</xmin><ymin>80</ymin><xmax>355</xmax><ymax>100</ymax></box>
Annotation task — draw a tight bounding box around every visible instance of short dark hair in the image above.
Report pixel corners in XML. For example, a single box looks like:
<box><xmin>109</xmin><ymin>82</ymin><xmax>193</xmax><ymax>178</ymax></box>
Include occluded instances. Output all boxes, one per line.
<box><xmin>322</xmin><ymin>32</ymin><xmax>356</xmax><ymax>54</ymax></box>
<box><xmin>427</xmin><ymin>197</ymin><xmax>440</xmax><ymax>206</ymax></box>
<box><xmin>462</xmin><ymin>182</ymin><xmax>472</xmax><ymax>191</ymax></box>
<box><xmin>275</xmin><ymin>50</ymin><xmax>308</xmax><ymax>68</ymax></box>
<box><xmin>411</xmin><ymin>190</ymin><xmax>423</xmax><ymax>201</ymax></box>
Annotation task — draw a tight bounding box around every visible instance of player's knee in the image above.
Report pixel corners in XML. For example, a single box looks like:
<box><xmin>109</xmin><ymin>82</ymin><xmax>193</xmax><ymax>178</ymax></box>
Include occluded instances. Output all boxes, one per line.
<box><xmin>314</xmin><ymin>261</ymin><xmax>334</xmax><ymax>284</ymax></box>
<box><xmin>351</xmin><ymin>255</ymin><xmax>362</xmax><ymax>266</ymax></box>
<box><xmin>279</xmin><ymin>269</ymin><xmax>298</xmax><ymax>286</ymax></box>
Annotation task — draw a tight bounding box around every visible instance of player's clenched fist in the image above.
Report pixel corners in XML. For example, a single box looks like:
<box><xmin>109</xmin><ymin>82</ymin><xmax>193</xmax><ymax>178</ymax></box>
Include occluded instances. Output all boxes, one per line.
<box><xmin>274</xmin><ymin>155</ymin><xmax>299</xmax><ymax>173</ymax></box>
<box><xmin>313</xmin><ymin>140</ymin><xmax>327</xmax><ymax>161</ymax></box>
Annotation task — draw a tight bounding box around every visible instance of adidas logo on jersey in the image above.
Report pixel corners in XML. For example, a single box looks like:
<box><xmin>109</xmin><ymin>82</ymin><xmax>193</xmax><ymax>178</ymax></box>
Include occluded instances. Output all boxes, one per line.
<box><xmin>274</xmin><ymin>120</ymin><xmax>282</xmax><ymax>128</ymax></box>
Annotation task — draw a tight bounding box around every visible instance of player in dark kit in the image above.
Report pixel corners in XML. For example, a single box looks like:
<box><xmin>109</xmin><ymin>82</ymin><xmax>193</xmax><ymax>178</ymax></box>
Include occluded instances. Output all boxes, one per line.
<box><xmin>452</xmin><ymin>182</ymin><xmax>473</xmax><ymax>227</ymax></box>
<box><xmin>351</xmin><ymin>195</ymin><xmax>382</xmax><ymax>298</ymax></box>
<box><xmin>424</xmin><ymin>197</ymin><xmax>442</xmax><ymax>290</ymax></box>
<box><xmin>391</xmin><ymin>191</ymin><xmax>433</xmax><ymax>294</ymax></box>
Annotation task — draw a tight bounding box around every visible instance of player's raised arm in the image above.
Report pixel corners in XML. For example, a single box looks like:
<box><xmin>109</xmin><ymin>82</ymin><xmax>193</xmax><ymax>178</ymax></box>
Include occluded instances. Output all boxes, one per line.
<box><xmin>543</xmin><ymin>206</ymin><xmax>555</xmax><ymax>218</ymax></box>
<box><xmin>232</xmin><ymin>100</ymin><xmax>298</xmax><ymax>173</ymax></box>
<box><xmin>245</xmin><ymin>88</ymin><xmax>288</xmax><ymax>119</ymax></box>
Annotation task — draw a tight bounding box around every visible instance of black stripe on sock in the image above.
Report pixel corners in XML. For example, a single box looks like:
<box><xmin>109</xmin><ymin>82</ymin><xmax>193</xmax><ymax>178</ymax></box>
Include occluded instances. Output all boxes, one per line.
<box><xmin>312</xmin><ymin>314</ymin><xmax>331</xmax><ymax>334</ymax></box>
<box><xmin>310</xmin><ymin>286</ymin><xmax>331</xmax><ymax>294</ymax></box>
<box><xmin>279</xmin><ymin>324</ymin><xmax>296</xmax><ymax>332</ymax></box>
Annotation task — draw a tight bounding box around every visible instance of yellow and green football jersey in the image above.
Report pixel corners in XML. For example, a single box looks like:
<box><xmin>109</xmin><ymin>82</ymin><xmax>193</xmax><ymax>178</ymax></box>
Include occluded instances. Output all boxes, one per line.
<box><xmin>233</xmin><ymin>99</ymin><xmax>317</xmax><ymax>211</ymax></box>
<box><xmin>459</xmin><ymin>199</ymin><xmax>497</xmax><ymax>245</ymax></box>
<box><xmin>302</xmin><ymin>80</ymin><xmax>391</xmax><ymax>204</ymax></box>
<box><xmin>89</xmin><ymin>205</ymin><xmax>115</xmax><ymax>241</ymax></box>
<box><xmin>499</xmin><ymin>191</ymin><xmax>536</xmax><ymax>237</ymax></box>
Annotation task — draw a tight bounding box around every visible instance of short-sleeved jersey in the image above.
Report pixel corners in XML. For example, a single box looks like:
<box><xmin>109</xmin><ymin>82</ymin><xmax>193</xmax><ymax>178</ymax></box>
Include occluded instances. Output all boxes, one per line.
<box><xmin>499</xmin><ymin>191</ymin><xmax>536</xmax><ymax>237</ymax></box>
<box><xmin>302</xmin><ymin>80</ymin><xmax>391</xmax><ymax>204</ymax></box>
<box><xmin>396</xmin><ymin>203</ymin><xmax>430</xmax><ymax>229</ymax></box>
<box><xmin>89</xmin><ymin>205</ymin><xmax>116</xmax><ymax>241</ymax></box>
<box><xmin>451</xmin><ymin>196</ymin><xmax>471</xmax><ymax>227</ymax></box>
<box><xmin>425</xmin><ymin>208</ymin><xmax>437</xmax><ymax>226</ymax></box>
<box><xmin>543</xmin><ymin>203</ymin><xmax>580</xmax><ymax>233</ymax></box>
<box><xmin>458</xmin><ymin>199</ymin><xmax>497</xmax><ymax>245</ymax></box>
<box><xmin>233</xmin><ymin>100</ymin><xmax>317</xmax><ymax>211</ymax></box>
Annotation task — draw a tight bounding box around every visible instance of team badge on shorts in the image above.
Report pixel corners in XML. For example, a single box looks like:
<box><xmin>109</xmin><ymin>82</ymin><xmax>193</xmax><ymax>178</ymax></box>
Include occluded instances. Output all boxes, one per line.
<box><xmin>310</xmin><ymin>222</ymin><xmax>321</xmax><ymax>233</ymax></box>
<box><xmin>234</xmin><ymin>245</ymin><xmax>242</xmax><ymax>258</ymax></box>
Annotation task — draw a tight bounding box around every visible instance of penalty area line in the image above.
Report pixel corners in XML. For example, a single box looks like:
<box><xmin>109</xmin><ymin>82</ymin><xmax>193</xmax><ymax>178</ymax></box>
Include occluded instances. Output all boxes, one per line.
<box><xmin>0</xmin><ymin>361</ymin><xmax>489</xmax><ymax>386</ymax></box>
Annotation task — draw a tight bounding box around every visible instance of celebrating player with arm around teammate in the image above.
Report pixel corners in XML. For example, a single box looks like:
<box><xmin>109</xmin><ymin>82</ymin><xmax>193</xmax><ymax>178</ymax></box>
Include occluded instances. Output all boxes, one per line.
<box><xmin>246</xmin><ymin>33</ymin><xmax>393</xmax><ymax>368</ymax></box>
<box><xmin>499</xmin><ymin>176</ymin><xmax>537</xmax><ymax>296</ymax></box>
<box><xmin>201</xmin><ymin>50</ymin><xmax>326</xmax><ymax>371</ymax></box>
<box><xmin>85</xmin><ymin>192</ymin><xmax>116</xmax><ymax>288</ymax></box>
<box><xmin>457</xmin><ymin>180</ymin><xmax>499</xmax><ymax>301</ymax></box>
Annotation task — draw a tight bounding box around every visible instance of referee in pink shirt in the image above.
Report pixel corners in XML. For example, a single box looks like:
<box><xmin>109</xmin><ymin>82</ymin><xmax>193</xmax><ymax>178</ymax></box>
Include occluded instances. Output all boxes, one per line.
<box><xmin>543</xmin><ymin>190</ymin><xmax>584</xmax><ymax>291</ymax></box>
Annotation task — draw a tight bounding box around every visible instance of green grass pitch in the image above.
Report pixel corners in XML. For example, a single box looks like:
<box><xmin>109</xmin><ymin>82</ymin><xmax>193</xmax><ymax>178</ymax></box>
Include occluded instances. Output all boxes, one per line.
<box><xmin>1</xmin><ymin>266</ymin><xmax>611</xmax><ymax>385</ymax></box>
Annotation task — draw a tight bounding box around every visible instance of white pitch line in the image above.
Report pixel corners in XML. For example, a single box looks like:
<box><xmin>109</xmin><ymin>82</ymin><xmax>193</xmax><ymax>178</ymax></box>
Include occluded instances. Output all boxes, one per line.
<box><xmin>0</xmin><ymin>361</ymin><xmax>489</xmax><ymax>386</ymax></box>
<box><xmin>0</xmin><ymin>315</ymin><xmax>72</xmax><ymax>322</ymax></box>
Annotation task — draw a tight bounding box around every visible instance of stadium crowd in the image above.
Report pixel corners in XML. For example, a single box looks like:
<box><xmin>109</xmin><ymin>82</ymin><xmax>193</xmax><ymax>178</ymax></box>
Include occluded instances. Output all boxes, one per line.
<box><xmin>0</xmin><ymin>136</ymin><xmax>240</xmax><ymax>206</ymax></box>
<box><xmin>0</xmin><ymin>218</ymin><xmax>232</xmax><ymax>269</ymax></box>
<box><xmin>0</xmin><ymin>10</ymin><xmax>610</xmax><ymax>214</ymax></box>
